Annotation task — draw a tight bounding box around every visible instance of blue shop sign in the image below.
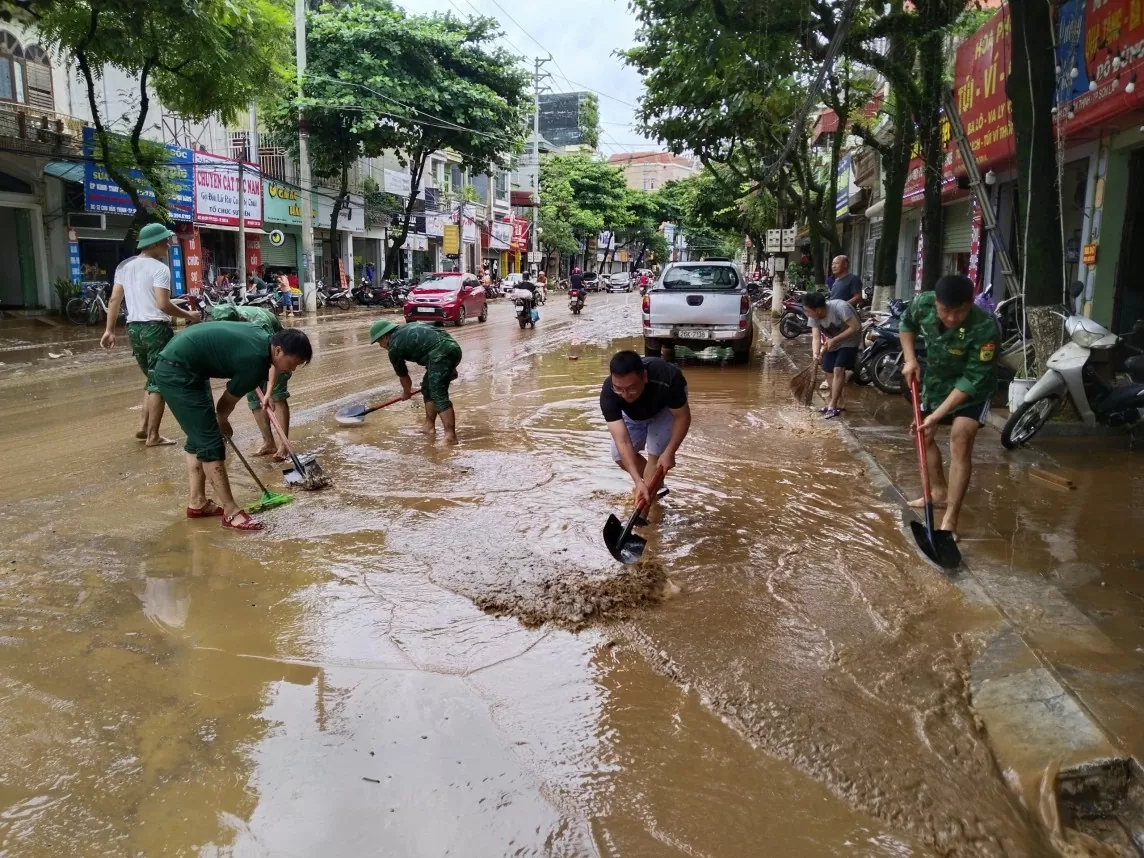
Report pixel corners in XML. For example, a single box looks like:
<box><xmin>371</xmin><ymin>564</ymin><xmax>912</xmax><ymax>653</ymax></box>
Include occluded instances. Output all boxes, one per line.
<box><xmin>83</xmin><ymin>127</ymin><xmax>194</xmax><ymax>222</ymax></box>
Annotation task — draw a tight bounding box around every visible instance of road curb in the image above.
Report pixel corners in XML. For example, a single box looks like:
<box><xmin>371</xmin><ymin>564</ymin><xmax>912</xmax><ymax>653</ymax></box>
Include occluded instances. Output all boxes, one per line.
<box><xmin>770</xmin><ymin>337</ymin><xmax>1133</xmax><ymax>812</ymax></box>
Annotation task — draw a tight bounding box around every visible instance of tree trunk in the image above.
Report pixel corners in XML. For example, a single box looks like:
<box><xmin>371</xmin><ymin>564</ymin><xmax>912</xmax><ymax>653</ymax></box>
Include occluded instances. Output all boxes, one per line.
<box><xmin>918</xmin><ymin>30</ymin><xmax>945</xmax><ymax>291</ymax></box>
<box><xmin>1008</xmin><ymin>0</ymin><xmax>1065</xmax><ymax>372</ymax></box>
<box><xmin>384</xmin><ymin>150</ymin><xmax>429</xmax><ymax>279</ymax></box>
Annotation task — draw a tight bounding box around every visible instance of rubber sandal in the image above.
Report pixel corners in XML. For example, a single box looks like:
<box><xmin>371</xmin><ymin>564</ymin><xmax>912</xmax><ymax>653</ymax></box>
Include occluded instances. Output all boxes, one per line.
<box><xmin>823</xmin><ymin>408</ymin><xmax>842</xmax><ymax>420</ymax></box>
<box><xmin>186</xmin><ymin>500</ymin><xmax>225</xmax><ymax>518</ymax></box>
<box><xmin>222</xmin><ymin>511</ymin><xmax>264</xmax><ymax>531</ymax></box>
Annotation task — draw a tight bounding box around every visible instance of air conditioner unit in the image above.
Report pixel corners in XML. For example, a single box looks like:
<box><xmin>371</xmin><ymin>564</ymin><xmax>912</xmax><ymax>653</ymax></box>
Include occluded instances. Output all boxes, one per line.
<box><xmin>68</xmin><ymin>212</ymin><xmax>106</xmax><ymax>230</ymax></box>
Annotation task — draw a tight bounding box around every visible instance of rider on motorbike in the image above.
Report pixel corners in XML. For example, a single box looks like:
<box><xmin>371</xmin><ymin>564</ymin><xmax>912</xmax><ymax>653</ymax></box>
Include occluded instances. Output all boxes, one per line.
<box><xmin>569</xmin><ymin>267</ymin><xmax>586</xmax><ymax>304</ymax></box>
<box><xmin>514</xmin><ymin>270</ymin><xmax>537</xmax><ymax>311</ymax></box>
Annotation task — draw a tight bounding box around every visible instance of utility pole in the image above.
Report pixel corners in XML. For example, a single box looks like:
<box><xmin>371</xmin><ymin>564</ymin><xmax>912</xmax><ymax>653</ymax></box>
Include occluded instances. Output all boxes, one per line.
<box><xmin>531</xmin><ymin>56</ymin><xmax>550</xmax><ymax>274</ymax></box>
<box><xmin>237</xmin><ymin>161</ymin><xmax>246</xmax><ymax>289</ymax></box>
<box><xmin>295</xmin><ymin>0</ymin><xmax>317</xmax><ymax>313</ymax></box>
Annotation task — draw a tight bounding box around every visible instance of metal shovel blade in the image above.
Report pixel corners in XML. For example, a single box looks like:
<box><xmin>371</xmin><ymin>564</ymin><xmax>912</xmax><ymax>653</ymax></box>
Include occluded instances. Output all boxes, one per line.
<box><xmin>603</xmin><ymin>513</ymin><xmax>649</xmax><ymax>564</ymax></box>
<box><xmin>335</xmin><ymin>403</ymin><xmax>368</xmax><ymax>426</ymax></box>
<box><xmin>909</xmin><ymin>518</ymin><xmax>962</xmax><ymax>571</ymax></box>
<box><xmin>283</xmin><ymin>453</ymin><xmax>320</xmax><ymax>486</ymax></box>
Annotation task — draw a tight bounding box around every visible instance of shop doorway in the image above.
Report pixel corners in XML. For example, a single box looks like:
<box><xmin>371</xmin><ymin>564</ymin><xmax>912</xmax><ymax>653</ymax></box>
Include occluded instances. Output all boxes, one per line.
<box><xmin>1114</xmin><ymin>148</ymin><xmax>1144</xmax><ymax>335</ymax></box>
<box><xmin>0</xmin><ymin>207</ymin><xmax>38</xmax><ymax>308</ymax></box>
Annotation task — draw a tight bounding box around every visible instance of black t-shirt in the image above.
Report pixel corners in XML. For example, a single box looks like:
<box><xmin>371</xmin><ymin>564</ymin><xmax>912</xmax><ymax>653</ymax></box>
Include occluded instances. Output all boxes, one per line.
<box><xmin>570</xmin><ymin>273</ymin><xmax>583</xmax><ymax>291</ymax></box>
<box><xmin>600</xmin><ymin>357</ymin><xmax>688</xmax><ymax>422</ymax></box>
<box><xmin>828</xmin><ymin>272</ymin><xmax>862</xmax><ymax>302</ymax></box>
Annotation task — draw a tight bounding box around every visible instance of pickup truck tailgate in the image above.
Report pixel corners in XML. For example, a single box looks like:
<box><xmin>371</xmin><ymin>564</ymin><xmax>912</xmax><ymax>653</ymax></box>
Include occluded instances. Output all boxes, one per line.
<box><xmin>648</xmin><ymin>290</ymin><xmax>745</xmax><ymax>326</ymax></box>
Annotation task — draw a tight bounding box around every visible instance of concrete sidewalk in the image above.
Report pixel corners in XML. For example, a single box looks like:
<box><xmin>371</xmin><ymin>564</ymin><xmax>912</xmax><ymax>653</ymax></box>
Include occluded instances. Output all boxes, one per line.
<box><xmin>776</xmin><ymin>338</ymin><xmax>1144</xmax><ymax>847</ymax></box>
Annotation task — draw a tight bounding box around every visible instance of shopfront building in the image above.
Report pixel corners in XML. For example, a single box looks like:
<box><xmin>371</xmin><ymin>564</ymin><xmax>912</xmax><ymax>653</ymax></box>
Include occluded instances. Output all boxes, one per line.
<box><xmin>192</xmin><ymin>150</ymin><xmax>262</xmax><ymax>288</ymax></box>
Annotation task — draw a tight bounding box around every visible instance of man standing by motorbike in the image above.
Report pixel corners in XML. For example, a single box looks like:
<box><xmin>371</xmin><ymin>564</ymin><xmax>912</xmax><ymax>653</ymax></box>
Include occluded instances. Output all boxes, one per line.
<box><xmin>900</xmin><ymin>274</ymin><xmax>998</xmax><ymax>541</ymax></box>
<box><xmin>828</xmin><ymin>256</ymin><xmax>864</xmax><ymax>308</ymax></box>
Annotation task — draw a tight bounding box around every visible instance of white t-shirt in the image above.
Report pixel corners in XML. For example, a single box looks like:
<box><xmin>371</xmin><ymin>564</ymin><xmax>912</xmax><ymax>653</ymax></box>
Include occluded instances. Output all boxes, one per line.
<box><xmin>115</xmin><ymin>255</ymin><xmax>172</xmax><ymax>323</ymax></box>
<box><xmin>809</xmin><ymin>298</ymin><xmax>862</xmax><ymax>348</ymax></box>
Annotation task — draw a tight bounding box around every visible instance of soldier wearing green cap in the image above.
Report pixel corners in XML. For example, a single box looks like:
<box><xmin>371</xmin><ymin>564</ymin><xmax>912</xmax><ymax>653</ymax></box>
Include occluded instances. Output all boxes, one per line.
<box><xmin>370</xmin><ymin>320</ymin><xmax>462</xmax><ymax>443</ymax></box>
<box><xmin>102</xmin><ymin>222</ymin><xmax>200</xmax><ymax>446</ymax></box>
<box><xmin>210</xmin><ymin>303</ymin><xmax>293</xmax><ymax>459</ymax></box>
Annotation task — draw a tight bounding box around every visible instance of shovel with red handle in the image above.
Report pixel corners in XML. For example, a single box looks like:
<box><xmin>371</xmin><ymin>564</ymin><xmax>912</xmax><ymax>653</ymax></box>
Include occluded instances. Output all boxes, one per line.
<box><xmin>907</xmin><ymin>376</ymin><xmax>961</xmax><ymax>571</ymax></box>
<box><xmin>335</xmin><ymin>388</ymin><xmax>423</xmax><ymax>426</ymax></box>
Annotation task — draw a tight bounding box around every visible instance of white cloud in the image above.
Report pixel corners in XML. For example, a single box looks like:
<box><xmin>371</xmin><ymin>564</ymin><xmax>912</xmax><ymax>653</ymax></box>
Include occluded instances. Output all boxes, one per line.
<box><xmin>397</xmin><ymin>0</ymin><xmax>657</xmax><ymax>154</ymax></box>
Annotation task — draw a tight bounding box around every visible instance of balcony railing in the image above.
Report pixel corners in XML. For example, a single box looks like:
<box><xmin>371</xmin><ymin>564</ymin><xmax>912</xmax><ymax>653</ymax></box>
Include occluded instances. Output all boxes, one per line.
<box><xmin>0</xmin><ymin>102</ymin><xmax>84</xmax><ymax>156</ymax></box>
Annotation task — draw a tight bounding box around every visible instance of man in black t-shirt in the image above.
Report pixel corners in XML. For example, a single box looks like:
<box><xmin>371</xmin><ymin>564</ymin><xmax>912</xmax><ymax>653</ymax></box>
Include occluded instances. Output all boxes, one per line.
<box><xmin>600</xmin><ymin>350</ymin><xmax>692</xmax><ymax>506</ymax></box>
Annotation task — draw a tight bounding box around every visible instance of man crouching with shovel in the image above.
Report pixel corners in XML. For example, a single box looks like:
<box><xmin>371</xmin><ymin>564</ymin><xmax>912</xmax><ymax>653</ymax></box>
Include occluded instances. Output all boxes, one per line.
<box><xmin>152</xmin><ymin>323</ymin><xmax>313</xmax><ymax>531</ymax></box>
<box><xmin>601</xmin><ymin>350</ymin><xmax>691</xmax><ymax>507</ymax></box>
<box><xmin>369</xmin><ymin>320</ymin><xmax>462</xmax><ymax>444</ymax></box>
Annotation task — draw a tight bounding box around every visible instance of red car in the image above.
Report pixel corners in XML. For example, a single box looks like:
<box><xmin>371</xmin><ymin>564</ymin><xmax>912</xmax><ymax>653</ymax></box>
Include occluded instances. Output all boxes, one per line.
<box><xmin>403</xmin><ymin>272</ymin><xmax>488</xmax><ymax>327</ymax></box>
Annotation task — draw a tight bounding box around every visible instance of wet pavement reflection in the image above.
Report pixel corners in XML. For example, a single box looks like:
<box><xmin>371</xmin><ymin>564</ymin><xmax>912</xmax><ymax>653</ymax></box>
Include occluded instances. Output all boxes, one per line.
<box><xmin>0</xmin><ymin>297</ymin><xmax>1120</xmax><ymax>856</ymax></box>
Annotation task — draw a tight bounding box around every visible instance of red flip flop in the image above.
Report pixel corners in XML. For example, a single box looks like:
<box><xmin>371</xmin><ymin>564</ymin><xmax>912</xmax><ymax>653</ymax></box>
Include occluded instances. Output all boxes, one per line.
<box><xmin>222</xmin><ymin>510</ymin><xmax>264</xmax><ymax>531</ymax></box>
<box><xmin>186</xmin><ymin>500</ymin><xmax>225</xmax><ymax>518</ymax></box>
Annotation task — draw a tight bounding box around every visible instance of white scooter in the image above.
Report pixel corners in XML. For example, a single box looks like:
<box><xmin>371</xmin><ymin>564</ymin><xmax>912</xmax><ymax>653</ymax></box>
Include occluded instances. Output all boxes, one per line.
<box><xmin>1001</xmin><ymin>284</ymin><xmax>1144</xmax><ymax>448</ymax></box>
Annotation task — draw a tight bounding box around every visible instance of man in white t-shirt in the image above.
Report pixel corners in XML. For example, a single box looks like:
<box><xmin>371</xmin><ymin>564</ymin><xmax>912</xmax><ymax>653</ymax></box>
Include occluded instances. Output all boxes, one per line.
<box><xmin>101</xmin><ymin>223</ymin><xmax>199</xmax><ymax>445</ymax></box>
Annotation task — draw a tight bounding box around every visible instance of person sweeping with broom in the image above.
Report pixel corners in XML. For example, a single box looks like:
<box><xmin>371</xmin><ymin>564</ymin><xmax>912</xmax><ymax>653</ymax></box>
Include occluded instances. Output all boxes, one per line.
<box><xmin>793</xmin><ymin>291</ymin><xmax>861</xmax><ymax>417</ymax></box>
<box><xmin>152</xmin><ymin>323</ymin><xmax>313</xmax><ymax>531</ymax></box>
<box><xmin>210</xmin><ymin>303</ymin><xmax>294</xmax><ymax>460</ymax></box>
<box><xmin>369</xmin><ymin>320</ymin><xmax>462</xmax><ymax>443</ymax></box>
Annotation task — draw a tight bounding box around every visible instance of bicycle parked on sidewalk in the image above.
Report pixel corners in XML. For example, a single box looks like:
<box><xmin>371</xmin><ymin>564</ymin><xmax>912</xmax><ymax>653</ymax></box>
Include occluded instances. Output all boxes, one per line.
<box><xmin>66</xmin><ymin>282</ymin><xmax>124</xmax><ymax>326</ymax></box>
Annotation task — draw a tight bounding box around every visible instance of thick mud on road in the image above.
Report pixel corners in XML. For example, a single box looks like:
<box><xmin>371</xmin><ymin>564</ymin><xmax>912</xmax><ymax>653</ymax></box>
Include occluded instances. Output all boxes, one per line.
<box><xmin>0</xmin><ymin>297</ymin><xmax>1083</xmax><ymax>856</ymax></box>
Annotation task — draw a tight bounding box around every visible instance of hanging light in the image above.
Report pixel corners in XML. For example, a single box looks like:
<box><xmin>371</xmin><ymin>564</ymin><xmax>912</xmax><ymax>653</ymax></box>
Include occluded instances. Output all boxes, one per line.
<box><xmin>1090</xmin><ymin>80</ymin><xmax>1099</xmax><ymax>91</ymax></box>
<box><xmin>1070</xmin><ymin>66</ymin><xmax>1080</xmax><ymax>79</ymax></box>
<box><xmin>1113</xmin><ymin>56</ymin><xmax>1123</xmax><ymax>70</ymax></box>
<box><xmin>1067</xmin><ymin>109</ymin><xmax>1077</xmax><ymax>120</ymax></box>
<box><xmin>1128</xmin><ymin>74</ymin><xmax>1138</xmax><ymax>94</ymax></box>
<box><xmin>984</xmin><ymin>170</ymin><xmax>997</xmax><ymax>186</ymax></box>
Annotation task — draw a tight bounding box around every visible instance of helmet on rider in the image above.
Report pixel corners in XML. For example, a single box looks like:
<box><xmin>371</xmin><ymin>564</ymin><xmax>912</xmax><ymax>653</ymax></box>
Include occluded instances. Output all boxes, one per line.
<box><xmin>572</xmin><ymin>267</ymin><xmax>581</xmax><ymax>275</ymax></box>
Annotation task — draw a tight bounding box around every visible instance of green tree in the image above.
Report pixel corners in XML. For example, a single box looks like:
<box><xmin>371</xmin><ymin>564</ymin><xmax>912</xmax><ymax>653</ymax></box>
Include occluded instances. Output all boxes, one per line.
<box><xmin>273</xmin><ymin>3</ymin><xmax>529</xmax><ymax>277</ymax></box>
<box><xmin>37</xmin><ymin>0</ymin><xmax>290</xmax><ymax>237</ymax></box>
<box><xmin>577</xmin><ymin>92</ymin><xmax>600</xmax><ymax>150</ymax></box>
<box><xmin>537</xmin><ymin>154</ymin><xmax>627</xmax><ymax>270</ymax></box>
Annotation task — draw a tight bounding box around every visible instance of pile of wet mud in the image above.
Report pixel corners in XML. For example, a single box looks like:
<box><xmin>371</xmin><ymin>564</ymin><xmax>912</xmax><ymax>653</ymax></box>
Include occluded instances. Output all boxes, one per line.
<box><xmin>455</xmin><ymin>559</ymin><xmax>668</xmax><ymax>630</ymax></box>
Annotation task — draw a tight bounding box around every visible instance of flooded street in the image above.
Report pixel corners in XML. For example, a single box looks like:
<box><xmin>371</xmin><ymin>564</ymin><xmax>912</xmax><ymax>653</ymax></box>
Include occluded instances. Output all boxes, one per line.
<box><xmin>0</xmin><ymin>296</ymin><xmax>1132</xmax><ymax>856</ymax></box>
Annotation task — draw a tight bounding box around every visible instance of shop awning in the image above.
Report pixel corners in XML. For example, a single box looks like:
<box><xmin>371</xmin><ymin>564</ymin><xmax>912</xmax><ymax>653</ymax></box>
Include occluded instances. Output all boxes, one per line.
<box><xmin>43</xmin><ymin>160</ymin><xmax>85</xmax><ymax>184</ymax></box>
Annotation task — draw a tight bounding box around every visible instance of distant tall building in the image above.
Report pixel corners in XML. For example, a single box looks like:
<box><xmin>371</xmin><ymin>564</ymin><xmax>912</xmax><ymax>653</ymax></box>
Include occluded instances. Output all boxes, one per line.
<box><xmin>538</xmin><ymin>92</ymin><xmax>595</xmax><ymax>151</ymax></box>
<box><xmin>608</xmin><ymin>152</ymin><xmax>699</xmax><ymax>191</ymax></box>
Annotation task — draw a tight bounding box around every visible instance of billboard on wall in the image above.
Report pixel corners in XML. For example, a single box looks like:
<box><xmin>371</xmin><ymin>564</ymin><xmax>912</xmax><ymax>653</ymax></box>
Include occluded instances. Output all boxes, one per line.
<box><xmin>193</xmin><ymin>151</ymin><xmax>262</xmax><ymax>228</ymax></box>
<box><xmin>83</xmin><ymin>127</ymin><xmax>194</xmax><ymax>221</ymax></box>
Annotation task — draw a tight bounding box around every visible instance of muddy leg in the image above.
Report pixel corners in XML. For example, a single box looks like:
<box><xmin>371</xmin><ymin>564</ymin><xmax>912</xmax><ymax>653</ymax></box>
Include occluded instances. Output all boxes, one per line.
<box><xmin>185</xmin><ymin>453</ymin><xmax>208</xmax><ymax>510</ymax></box>
<box><xmin>423</xmin><ymin>402</ymin><xmax>439</xmax><ymax>436</ymax></box>
<box><xmin>136</xmin><ymin>390</ymin><xmax>149</xmax><ymax>439</ymax></box>
<box><xmin>440</xmin><ymin>407</ymin><xmax>457</xmax><ymax>444</ymax></box>
<box><xmin>143</xmin><ymin>393</ymin><xmax>175</xmax><ymax>446</ymax></box>
<box><xmin>828</xmin><ymin>368</ymin><xmax>846</xmax><ymax>410</ymax></box>
<box><xmin>252</xmin><ymin>407</ymin><xmax>275</xmax><ymax>456</ymax></box>
<box><xmin>202</xmin><ymin>460</ymin><xmax>242</xmax><ymax>517</ymax></box>
<box><xmin>909</xmin><ymin>426</ymin><xmax>949</xmax><ymax>508</ymax></box>
<box><xmin>940</xmin><ymin>417</ymin><xmax>979</xmax><ymax>535</ymax></box>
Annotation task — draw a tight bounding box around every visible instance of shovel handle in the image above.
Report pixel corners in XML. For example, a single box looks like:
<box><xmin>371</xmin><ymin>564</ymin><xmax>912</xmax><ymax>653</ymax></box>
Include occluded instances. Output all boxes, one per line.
<box><xmin>365</xmin><ymin>388</ymin><xmax>422</xmax><ymax>415</ymax></box>
<box><xmin>909</xmin><ymin>377</ymin><xmax>936</xmax><ymax>527</ymax></box>
<box><xmin>635</xmin><ymin>465</ymin><xmax>668</xmax><ymax>514</ymax></box>
<box><xmin>256</xmin><ymin>386</ymin><xmax>294</xmax><ymax>453</ymax></box>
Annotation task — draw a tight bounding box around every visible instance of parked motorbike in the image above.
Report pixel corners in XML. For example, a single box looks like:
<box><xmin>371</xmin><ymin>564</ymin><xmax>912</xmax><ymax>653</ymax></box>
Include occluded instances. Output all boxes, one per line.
<box><xmin>778</xmin><ymin>295</ymin><xmax>811</xmax><ymax>339</ymax></box>
<box><xmin>854</xmin><ymin>299</ymin><xmax>910</xmax><ymax>389</ymax></box>
<box><xmin>569</xmin><ymin>288</ymin><xmax>585</xmax><ymax>315</ymax></box>
<box><xmin>1001</xmin><ymin>286</ymin><xmax>1144</xmax><ymax>447</ymax></box>
<box><xmin>319</xmin><ymin>279</ymin><xmax>354</xmax><ymax>310</ymax></box>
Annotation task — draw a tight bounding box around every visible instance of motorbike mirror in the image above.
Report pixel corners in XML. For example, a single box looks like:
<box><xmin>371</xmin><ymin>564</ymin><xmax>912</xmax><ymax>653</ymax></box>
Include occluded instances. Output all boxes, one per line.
<box><xmin>1069</xmin><ymin>280</ymin><xmax>1085</xmax><ymax>300</ymax></box>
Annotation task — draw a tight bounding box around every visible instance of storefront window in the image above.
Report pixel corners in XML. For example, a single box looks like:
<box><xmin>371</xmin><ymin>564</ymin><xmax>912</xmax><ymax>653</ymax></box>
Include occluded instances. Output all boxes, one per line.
<box><xmin>0</xmin><ymin>31</ymin><xmax>25</xmax><ymax>104</ymax></box>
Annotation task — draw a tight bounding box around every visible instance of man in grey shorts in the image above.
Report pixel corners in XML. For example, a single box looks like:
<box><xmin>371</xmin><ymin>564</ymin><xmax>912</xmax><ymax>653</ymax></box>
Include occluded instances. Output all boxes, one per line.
<box><xmin>600</xmin><ymin>350</ymin><xmax>692</xmax><ymax>507</ymax></box>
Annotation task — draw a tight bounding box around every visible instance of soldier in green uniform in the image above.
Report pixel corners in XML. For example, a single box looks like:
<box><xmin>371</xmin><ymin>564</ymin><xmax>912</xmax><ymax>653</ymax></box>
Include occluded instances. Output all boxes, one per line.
<box><xmin>369</xmin><ymin>320</ymin><xmax>462</xmax><ymax>443</ymax></box>
<box><xmin>210</xmin><ymin>304</ymin><xmax>293</xmax><ymax>459</ymax></box>
<box><xmin>153</xmin><ymin>323</ymin><xmax>313</xmax><ymax>531</ymax></box>
<box><xmin>900</xmin><ymin>274</ymin><xmax>998</xmax><ymax>540</ymax></box>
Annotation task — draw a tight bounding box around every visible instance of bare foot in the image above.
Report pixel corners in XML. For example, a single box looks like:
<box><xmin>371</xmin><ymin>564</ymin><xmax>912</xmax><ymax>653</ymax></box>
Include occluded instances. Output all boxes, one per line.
<box><xmin>135</xmin><ymin>430</ymin><xmax>148</xmax><ymax>440</ymax></box>
<box><xmin>145</xmin><ymin>436</ymin><xmax>177</xmax><ymax>447</ymax></box>
<box><xmin>908</xmin><ymin>497</ymin><xmax>947</xmax><ymax>509</ymax></box>
<box><xmin>272</xmin><ymin>450</ymin><xmax>290</xmax><ymax>463</ymax></box>
<box><xmin>421</xmin><ymin>423</ymin><xmax>436</xmax><ymax>436</ymax></box>
<box><xmin>444</xmin><ymin>432</ymin><xmax>458</xmax><ymax>445</ymax></box>
<box><xmin>253</xmin><ymin>444</ymin><xmax>276</xmax><ymax>457</ymax></box>
<box><xmin>939</xmin><ymin>514</ymin><xmax>960</xmax><ymax>541</ymax></box>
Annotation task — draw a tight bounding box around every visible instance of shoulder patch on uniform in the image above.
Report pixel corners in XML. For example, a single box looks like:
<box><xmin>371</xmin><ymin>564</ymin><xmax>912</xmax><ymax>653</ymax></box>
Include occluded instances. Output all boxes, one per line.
<box><xmin>979</xmin><ymin>342</ymin><xmax>996</xmax><ymax>362</ymax></box>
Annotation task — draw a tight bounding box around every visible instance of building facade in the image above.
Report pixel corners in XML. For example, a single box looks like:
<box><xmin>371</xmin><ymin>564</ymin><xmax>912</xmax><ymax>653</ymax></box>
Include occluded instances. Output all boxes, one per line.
<box><xmin>608</xmin><ymin>151</ymin><xmax>699</xmax><ymax>191</ymax></box>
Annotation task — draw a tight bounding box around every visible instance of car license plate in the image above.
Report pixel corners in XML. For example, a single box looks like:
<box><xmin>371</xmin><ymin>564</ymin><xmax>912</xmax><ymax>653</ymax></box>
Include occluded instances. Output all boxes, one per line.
<box><xmin>417</xmin><ymin>307</ymin><xmax>435</xmax><ymax>314</ymax></box>
<box><xmin>677</xmin><ymin>329</ymin><xmax>710</xmax><ymax>339</ymax></box>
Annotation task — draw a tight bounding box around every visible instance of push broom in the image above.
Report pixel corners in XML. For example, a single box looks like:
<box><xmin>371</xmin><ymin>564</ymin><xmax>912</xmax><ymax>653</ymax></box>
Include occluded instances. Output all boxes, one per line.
<box><xmin>224</xmin><ymin>435</ymin><xmax>294</xmax><ymax>514</ymax></box>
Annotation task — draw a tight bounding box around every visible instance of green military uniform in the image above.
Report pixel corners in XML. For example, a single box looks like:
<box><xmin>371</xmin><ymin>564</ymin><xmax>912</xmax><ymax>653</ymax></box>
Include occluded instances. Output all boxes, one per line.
<box><xmin>152</xmin><ymin>323</ymin><xmax>273</xmax><ymax>462</ymax></box>
<box><xmin>210</xmin><ymin>304</ymin><xmax>291</xmax><ymax>409</ymax></box>
<box><xmin>128</xmin><ymin>321</ymin><xmax>174</xmax><ymax>394</ymax></box>
<box><xmin>387</xmin><ymin>323</ymin><xmax>463</xmax><ymax>413</ymax></box>
<box><xmin>900</xmin><ymin>291</ymin><xmax>998</xmax><ymax>413</ymax></box>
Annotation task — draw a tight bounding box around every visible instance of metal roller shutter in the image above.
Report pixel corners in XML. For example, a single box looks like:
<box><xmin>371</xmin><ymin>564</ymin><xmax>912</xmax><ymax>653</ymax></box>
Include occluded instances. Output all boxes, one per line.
<box><xmin>943</xmin><ymin>201</ymin><xmax>973</xmax><ymax>253</ymax></box>
<box><xmin>261</xmin><ymin>232</ymin><xmax>297</xmax><ymax>269</ymax></box>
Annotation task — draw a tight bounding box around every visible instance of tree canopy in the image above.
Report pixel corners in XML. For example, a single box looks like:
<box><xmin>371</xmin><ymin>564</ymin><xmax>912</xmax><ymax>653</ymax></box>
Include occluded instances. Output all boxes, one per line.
<box><xmin>37</xmin><ymin>0</ymin><xmax>291</xmax><ymax>228</ymax></box>
<box><xmin>268</xmin><ymin>1</ymin><xmax>531</xmax><ymax>275</ymax></box>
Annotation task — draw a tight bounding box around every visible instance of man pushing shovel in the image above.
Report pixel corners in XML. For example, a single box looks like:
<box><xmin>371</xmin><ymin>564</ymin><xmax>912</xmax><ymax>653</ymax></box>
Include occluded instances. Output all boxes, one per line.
<box><xmin>152</xmin><ymin>323</ymin><xmax>313</xmax><ymax>531</ymax></box>
<box><xmin>369</xmin><ymin>320</ymin><xmax>462</xmax><ymax>444</ymax></box>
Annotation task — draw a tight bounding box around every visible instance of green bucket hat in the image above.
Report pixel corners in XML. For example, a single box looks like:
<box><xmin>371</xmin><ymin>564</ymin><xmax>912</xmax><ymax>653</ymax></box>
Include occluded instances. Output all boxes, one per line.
<box><xmin>137</xmin><ymin>223</ymin><xmax>176</xmax><ymax>249</ymax></box>
<box><xmin>369</xmin><ymin>319</ymin><xmax>399</xmax><ymax>343</ymax></box>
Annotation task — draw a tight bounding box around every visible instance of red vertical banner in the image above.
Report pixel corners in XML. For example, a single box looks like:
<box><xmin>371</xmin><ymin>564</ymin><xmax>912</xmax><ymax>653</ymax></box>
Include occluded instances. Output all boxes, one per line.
<box><xmin>177</xmin><ymin>223</ymin><xmax>204</xmax><ymax>296</ymax></box>
<box><xmin>245</xmin><ymin>234</ymin><xmax>262</xmax><ymax>275</ymax></box>
<box><xmin>967</xmin><ymin>200</ymin><xmax>984</xmax><ymax>292</ymax></box>
<box><xmin>337</xmin><ymin>258</ymin><xmax>348</xmax><ymax>290</ymax></box>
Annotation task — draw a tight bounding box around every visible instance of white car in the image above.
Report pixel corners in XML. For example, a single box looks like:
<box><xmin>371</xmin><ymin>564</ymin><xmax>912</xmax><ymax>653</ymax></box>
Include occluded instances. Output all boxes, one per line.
<box><xmin>642</xmin><ymin>261</ymin><xmax>754</xmax><ymax>364</ymax></box>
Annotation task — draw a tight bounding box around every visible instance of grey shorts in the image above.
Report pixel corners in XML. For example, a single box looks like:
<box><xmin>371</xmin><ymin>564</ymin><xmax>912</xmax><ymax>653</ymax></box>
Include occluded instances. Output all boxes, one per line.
<box><xmin>610</xmin><ymin>408</ymin><xmax>675</xmax><ymax>462</ymax></box>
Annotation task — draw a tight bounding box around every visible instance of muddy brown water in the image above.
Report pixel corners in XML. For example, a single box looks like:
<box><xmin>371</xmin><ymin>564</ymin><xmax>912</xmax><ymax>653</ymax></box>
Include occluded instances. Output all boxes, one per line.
<box><xmin>0</xmin><ymin>297</ymin><xmax>1094</xmax><ymax>856</ymax></box>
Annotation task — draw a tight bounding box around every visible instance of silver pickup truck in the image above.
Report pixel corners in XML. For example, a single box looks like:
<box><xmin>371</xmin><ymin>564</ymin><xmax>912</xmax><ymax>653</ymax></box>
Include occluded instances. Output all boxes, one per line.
<box><xmin>641</xmin><ymin>261</ymin><xmax>754</xmax><ymax>364</ymax></box>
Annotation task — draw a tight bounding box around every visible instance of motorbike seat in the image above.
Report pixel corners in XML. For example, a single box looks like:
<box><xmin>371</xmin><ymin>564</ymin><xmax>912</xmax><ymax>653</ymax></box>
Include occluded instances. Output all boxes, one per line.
<box><xmin>1125</xmin><ymin>354</ymin><xmax>1144</xmax><ymax>384</ymax></box>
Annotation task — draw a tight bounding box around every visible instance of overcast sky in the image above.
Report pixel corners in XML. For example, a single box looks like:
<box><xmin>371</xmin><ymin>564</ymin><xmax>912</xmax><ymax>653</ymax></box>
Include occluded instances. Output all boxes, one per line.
<box><xmin>396</xmin><ymin>0</ymin><xmax>657</xmax><ymax>155</ymax></box>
